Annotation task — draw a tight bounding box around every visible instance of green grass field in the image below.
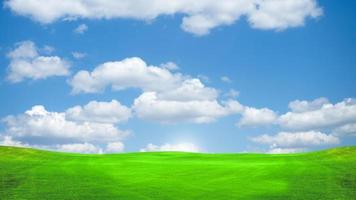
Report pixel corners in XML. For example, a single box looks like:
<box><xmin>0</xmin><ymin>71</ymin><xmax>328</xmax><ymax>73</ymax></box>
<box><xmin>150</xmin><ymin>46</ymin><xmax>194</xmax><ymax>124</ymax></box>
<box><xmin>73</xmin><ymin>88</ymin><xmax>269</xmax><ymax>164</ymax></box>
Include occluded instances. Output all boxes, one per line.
<box><xmin>1</xmin><ymin>146</ymin><xmax>356</xmax><ymax>200</ymax></box>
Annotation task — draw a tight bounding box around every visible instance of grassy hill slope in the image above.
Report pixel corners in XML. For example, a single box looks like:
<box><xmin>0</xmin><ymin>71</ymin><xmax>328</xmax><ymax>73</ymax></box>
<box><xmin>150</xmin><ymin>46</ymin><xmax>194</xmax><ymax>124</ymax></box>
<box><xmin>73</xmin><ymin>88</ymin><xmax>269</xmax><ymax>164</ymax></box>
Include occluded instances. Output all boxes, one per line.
<box><xmin>1</xmin><ymin>146</ymin><xmax>356</xmax><ymax>200</ymax></box>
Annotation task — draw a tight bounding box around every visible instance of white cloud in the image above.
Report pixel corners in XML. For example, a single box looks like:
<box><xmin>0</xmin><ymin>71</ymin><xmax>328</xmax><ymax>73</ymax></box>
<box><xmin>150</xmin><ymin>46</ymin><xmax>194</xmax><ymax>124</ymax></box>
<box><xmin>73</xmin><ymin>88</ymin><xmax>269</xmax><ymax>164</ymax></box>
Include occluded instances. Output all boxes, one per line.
<box><xmin>6</xmin><ymin>41</ymin><xmax>70</xmax><ymax>83</ymax></box>
<box><xmin>238</xmin><ymin>107</ymin><xmax>277</xmax><ymax>127</ymax></box>
<box><xmin>133</xmin><ymin>92</ymin><xmax>243</xmax><ymax>123</ymax></box>
<box><xmin>267</xmin><ymin>147</ymin><xmax>305</xmax><ymax>154</ymax></box>
<box><xmin>69</xmin><ymin>57</ymin><xmax>244</xmax><ymax>124</ymax></box>
<box><xmin>74</xmin><ymin>24</ymin><xmax>88</xmax><ymax>34</ymax></box>
<box><xmin>0</xmin><ymin>136</ymin><xmax>28</xmax><ymax>147</ymax></box>
<box><xmin>288</xmin><ymin>97</ymin><xmax>329</xmax><ymax>113</ymax></box>
<box><xmin>66</xmin><ymin>100</ymin><xmax>131</xmax><ymax>124</ymax></box>
<box><xmin>1</xmin><ymin>101</ymin><xmax>131</xmax><ymax>153</ymax></box>
<box><xmin>2</xmin><ymin>103</ymin><xmax>129</xmax><ymax>143</ymax></box>
<box><xmin>157</xmin><ymin>79</ymin><xmax>218</xmax><ymax>102</ymax></box>
<box><xmin>56</xmin><ymin>142</ymin><xmax>102</xmax><ymax>154</ymax></box>
<box><xmin>54</xmin><ymin>141</ymin><xmax>125</xmax><ymax>154</ymax></box>
<box><xmin>105</xmin><ymin>142</ymin><xmax>125</xmax><ymax>153</ymax></box>
<box><xmin>52</xmin><ymin>142</ymin><xmax>125</xmax><ymax>154</ymax></box>
<box><xmin>221</xmin><ymin>76</ymin><xmax>232</xmax><ymax>83</ymax></box>
<box><xmin>55</xmin><ymin>141</ymin><xmax>124</xmax><ymax>154</ymax></box>
<box><xmin>237</xmin><ymin>98</ymin><xmax>356</xmax><ymax>134</ymax></box>
<box><xmin>140</xmin><ymin>143</ymin><xmax>200</xmax><ymax>152</ymax></box>
<box><xmin>242</xmin><ymin>98</ymin><xmax>356</xmax><ymax>152</ymax></box>
<box><xmin>223</xmin><ymin>99</ymin><xmax>245</xmax><ymax>114</ymax></box>
<box><xmin>5</xmin><ymin>0</ymin><xmax>323</xmax><ymax>35</ymax></box>
<box><xmin>0</xmin><ymin>135</ymin><xmax>125</xmax><ymax>154</ymax></box>
<box><xmin>69</xmin><ymin>57</ymin><xmax>183</xmax><ymax>94</ymax></box>
<box><xmin>251</xmin><ymin>131</ymin><xmax>339</xmax><ymax>149</ymax></box>
<box><xmin>333</xmin><ymin>123</ymin><xmax>356</xmax><ymax>136</ymax></box>
<box><xmin>71</xmin><ymin>52</ymin><xmax>86</xmax><ymax>59</ymax></box>
<box><xmin>247</xmin><ymin>0</ymin><xmax>322</xmax><ymax>30</ymax></box>
<box><xmin>7</xmin><ymin>40</ymin><xmax>37</xmax><ymax>59</ymax></box>
<box><xmin>279</xmin><ymin>98</ymin><xmax>356</xmax><ymax>131</ymax></box>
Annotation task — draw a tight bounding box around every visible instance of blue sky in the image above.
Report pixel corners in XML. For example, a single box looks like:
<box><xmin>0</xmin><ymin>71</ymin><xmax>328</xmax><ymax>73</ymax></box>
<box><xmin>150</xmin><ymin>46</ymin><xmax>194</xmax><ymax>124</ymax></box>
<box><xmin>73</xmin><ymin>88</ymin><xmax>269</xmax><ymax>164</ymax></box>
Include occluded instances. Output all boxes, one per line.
<box><xmin>0</xmin><ymin>0</ymin><xmax>355</xmax><ymax>153</ymax></box>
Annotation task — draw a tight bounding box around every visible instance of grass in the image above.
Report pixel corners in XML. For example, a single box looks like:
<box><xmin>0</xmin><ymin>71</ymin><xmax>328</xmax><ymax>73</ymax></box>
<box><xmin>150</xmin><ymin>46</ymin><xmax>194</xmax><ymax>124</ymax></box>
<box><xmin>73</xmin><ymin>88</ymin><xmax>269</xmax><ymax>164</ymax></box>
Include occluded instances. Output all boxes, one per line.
<box><xmin>0</xmin><ymin>146</ymin><xmax>356</xmax><ymax>199</ymax></box>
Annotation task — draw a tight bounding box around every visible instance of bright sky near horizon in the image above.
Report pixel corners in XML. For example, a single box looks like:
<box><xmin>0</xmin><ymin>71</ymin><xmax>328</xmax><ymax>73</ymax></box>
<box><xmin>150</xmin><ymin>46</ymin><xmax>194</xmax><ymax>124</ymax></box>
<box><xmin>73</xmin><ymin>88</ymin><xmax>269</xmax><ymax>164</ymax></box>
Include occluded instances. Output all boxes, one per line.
<box><xmin>0</xmin><ymin>0</ymin><xmax>355</xmax><ymax>154</ymax></box>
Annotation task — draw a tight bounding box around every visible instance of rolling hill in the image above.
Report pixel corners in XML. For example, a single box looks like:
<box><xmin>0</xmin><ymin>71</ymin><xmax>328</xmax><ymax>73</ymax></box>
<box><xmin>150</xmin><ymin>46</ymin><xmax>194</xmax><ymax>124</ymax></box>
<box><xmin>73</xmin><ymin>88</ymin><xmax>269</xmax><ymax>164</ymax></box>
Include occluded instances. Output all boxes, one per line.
<box><xmin>1</xmin><ymin>146</ymin><xmax>356</xmax><ymax>199</ymax></box>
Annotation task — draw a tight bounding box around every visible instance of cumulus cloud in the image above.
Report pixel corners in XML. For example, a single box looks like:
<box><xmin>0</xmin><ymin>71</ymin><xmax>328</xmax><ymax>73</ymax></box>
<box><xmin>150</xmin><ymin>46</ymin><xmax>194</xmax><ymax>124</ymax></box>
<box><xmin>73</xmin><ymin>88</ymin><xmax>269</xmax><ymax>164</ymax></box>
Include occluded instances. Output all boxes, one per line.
<box><xmin>74</xmin><ymin>24</ymin><xmax>88</xmax><ymax>34</ymax></box>
<box><xmin>238</xmin><ymin>107</ymin><xmax>277</xmax><ymax>127</ymax></box>
<box><xmin>133</xmin><ymin>92</ymin><xmax>243</xmax><ymax>123</ymax></box>
<box><xmin>247</xmin><ymin>0</ymin><xmax>322</xmax><ymax>30</ymax></box>
<box><xmin>251</xmin><ymin>131</ymin><xmax>339</xmax><ymax>149</ymax></box>
<box><xmin>4</xmin><ymin>0</ymin><xmax>323</xmax><ymax>35</ymax></box>
<box><xmin>140</xmin><ymin>143</ymin><xmax>200</xmax><ymax>152</ymax></box>
<box><xmin>70</xmin><ymin>57</ymin><xmax>244</xmax><ymax>123</ymax></box>
<box><xmin>279</xmin><ymin>98</ymin><xmax>356</xmax><ymax>131</ymax></box>
<box><xmin>66</xmin><ymin>100</ymin><xmax>131</xmax><ymax>124</ymax></box>
<box><xmin>53</xmin><ymin>141</ymin><xmax>124</xmax><ymax>154</ymax></box>
<box><xmin>1</xmin><ymin>101</ymin><xmax>131</xmax><ymax>153</ymax></box>
<box><xmin>6</xmin><ymin>41</ymin><xmax>70</xmax><ymax>83</ymax></box>
<box><xmin>69</xmin><ymin>57</ymin><xmax>183</xmax><ymax>94</ymax></box>
<box><xmin>105</xmin><ymin>142</ymin><xmax>125</xmax><ymax>153</ymax></box>
<box><xmin>56</xmin><ymin>142</ymin><xmax>102</xmax><ymax>154</ymax></box>
<box><xmin>237</xmin><ymin>98</ymin><xmax>356</xmax><ymax>135</ymax></box>
<box><xmin>0</xmin><ymin>135</ymin><xmax>125</xmax><ymax>154</ymax></box>
<box><xmin>2</xmin><ymin>102</ymin><xmax>130</xmax><ymax>145</ymax></box>
<box><xmin>239</xmin><ymin>98</ymin><xmax>356</xmax><ymax>152</ymax></box>
<box><xmin>288</xmin><ymin>97</ymin><xmax>329</xmax><ymax>113</ymax></box>
<box><xmin>0</xmin><ymin>136</ymin><xmax>28</xmax><ymax>147</ymax></box>
<box><xmin>157</xmin><ymin>79</ymin><xmax>218</xmax><ymax>102</ymax></box>
<box><xmin>333</xmin><ymin>123</ymin><xmax>356</xmax><ymax>136</ymax></box>
<box><xmin>267</xmin><ymin>147</ymin><xmax>305</xmax><ymax>154</ymax></box>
